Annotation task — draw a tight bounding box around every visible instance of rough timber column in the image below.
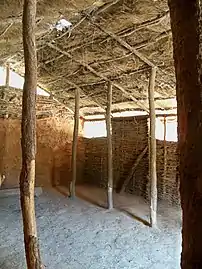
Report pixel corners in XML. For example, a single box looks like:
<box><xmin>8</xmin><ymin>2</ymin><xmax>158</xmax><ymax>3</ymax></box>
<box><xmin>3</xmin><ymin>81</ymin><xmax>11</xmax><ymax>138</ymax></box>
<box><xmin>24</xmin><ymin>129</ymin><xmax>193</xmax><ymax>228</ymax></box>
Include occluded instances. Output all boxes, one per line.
<box><xmin>20</xmin><ymin>0</ymin><xmax>42</xmax><ymax>268</ymax></box>
<box><xmin>168</xmin><ymin>0</ymin><xmax>202</xmax><ymax>267</ymax></box>
<box><xmin>148</xmin><ymin>67</ymin><xmax>157</xmax><ymax>227</ymax></box>
<box><xmin>70</xmin><ymin>88</ymin><xmax>80</xmax><ymax>198</ymax></box>
<box><xmin>5</xmin><ymin>62</ymin><xmax>10</xmax><ymax>88</ymax></box>
<box><xmin>106</xmin><ymin>82</ymin><xmax>113</xmax><ymax>209</ymax></box>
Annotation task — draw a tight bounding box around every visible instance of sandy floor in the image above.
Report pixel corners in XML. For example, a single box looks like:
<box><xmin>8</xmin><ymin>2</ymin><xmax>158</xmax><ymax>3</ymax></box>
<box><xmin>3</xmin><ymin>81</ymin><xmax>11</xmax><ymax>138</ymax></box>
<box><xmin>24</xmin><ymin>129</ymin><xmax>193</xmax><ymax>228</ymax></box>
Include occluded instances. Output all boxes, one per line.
<box><xmin>0</xmin><ymin>186</ymin><xmax>181</xmax><ymax>269</ymax></box>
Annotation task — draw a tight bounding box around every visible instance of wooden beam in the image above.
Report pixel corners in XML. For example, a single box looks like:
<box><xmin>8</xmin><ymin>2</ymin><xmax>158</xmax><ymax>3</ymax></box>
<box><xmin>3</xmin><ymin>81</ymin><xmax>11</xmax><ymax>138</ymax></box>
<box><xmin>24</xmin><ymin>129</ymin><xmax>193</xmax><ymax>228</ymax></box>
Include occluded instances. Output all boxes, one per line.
<box><xmin>52</xmin><ymin>96</ymin><xmax>74</xmax><ymax>115</ymax></box>
<box><xmin>90</xmin><ymin>22</ymin><xmax>156</xmax><ymax>67</ymax></box>
<box><xmin>69</xmin><ymin>88</ymin><xmax>80</xmax><ymax>197</ymax></box>
<box><xmin>20</xmin><ymin>0</ymin><xmax>42</xmax><ymax>268</ymax></box>
<box><xmin>47</xmin><ymin>43</ymin><xmax>149</xmax><ymax>112</ymax></box>
<box><xmin>106</xmin><ymin>82</ymin><xmax>113</xmax><ymax>209</ymax></box>
<box><xmin>120</xmin><ymin>146</ymin><xmax>148</xmax><ymax>194</ymax></box>
<box><xmin>148</xmin><ymin>67</ymin><xmax>157</xmax><ymax>227</ymax></box>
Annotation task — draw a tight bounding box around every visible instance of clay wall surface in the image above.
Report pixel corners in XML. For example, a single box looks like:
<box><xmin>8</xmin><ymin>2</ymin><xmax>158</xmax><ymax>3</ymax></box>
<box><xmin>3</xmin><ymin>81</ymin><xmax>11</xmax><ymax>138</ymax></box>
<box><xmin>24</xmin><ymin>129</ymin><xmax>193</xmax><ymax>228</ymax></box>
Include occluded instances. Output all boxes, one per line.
<box><xmin>0</xmin><ymin>117</ymin><xmax>84</xmax><ymax>189</ymax></box>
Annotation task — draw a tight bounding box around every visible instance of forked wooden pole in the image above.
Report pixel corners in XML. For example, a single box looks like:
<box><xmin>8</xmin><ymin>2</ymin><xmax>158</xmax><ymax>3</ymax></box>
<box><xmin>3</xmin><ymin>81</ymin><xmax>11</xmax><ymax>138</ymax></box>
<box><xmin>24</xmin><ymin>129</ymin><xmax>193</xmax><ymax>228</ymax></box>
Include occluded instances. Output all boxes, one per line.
<box><xmin>20</xmin><ymin>0</ymin><xmax>42</xmax><ymax>268</ymax></box>
<box><xmin>70</xmin><ymin>88</ymin><xmax>80</xmax><ymax>198</ymax></box>
<box><xmin>148</xmin><ymin>67</ymin><xmax>157</xmax><ymax>227</ymax></box>
<box><xmin>106</xmin><ymin>82</ymin><xmax>113</xmax><ymax>209</ymax></box>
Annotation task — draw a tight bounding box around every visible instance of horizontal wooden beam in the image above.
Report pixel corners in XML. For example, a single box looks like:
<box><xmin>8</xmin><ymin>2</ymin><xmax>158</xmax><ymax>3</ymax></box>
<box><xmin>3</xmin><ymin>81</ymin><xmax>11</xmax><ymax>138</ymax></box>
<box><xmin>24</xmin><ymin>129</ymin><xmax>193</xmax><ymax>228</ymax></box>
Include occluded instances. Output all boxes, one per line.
<box><xmin>90</xmin><ymin>22</ymin><xmax>156</xmax><ymax>67</ymax></box>
<box><xmin>47</xmin><ymin>43</ymin><xmax>149</xmax><ymax>112</ymax></box>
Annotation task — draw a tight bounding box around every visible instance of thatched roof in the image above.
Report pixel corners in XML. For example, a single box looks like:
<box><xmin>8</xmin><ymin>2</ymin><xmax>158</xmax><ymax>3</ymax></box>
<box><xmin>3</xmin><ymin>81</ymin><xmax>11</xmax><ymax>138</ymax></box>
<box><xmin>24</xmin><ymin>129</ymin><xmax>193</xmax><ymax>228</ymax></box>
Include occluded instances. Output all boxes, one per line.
<box><xmin>0</xmin><ymin>0</ymin><xmax>176</xmax><ymax>118</ymax></box>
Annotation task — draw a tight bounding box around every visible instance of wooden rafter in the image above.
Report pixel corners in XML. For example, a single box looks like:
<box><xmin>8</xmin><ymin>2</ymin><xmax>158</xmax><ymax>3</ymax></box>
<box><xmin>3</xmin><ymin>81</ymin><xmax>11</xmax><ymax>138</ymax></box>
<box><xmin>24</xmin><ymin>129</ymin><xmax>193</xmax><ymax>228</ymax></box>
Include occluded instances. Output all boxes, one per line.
<box><xmin>90</xmin><ymin>21</ymin><xmax>156</xmax><ymax>67</ymax></box>
<box><xmin>90</xmin><ymin>21</ymin><xmax>175</xmax><ymax>91</ymax></box>
<box><xmin>54</xmin><ymin>66</ymin><xmax>150</xmax><ymax>93</ymax></box>
<box><xmin>47</xmin><ymin>43</ymin><xmax>149</xmax><ymax>112</ymax></box>
<box><xmin>40</xmin><ymin>66</ymin><xmax>75</xmax><ymax>115</ymax></box>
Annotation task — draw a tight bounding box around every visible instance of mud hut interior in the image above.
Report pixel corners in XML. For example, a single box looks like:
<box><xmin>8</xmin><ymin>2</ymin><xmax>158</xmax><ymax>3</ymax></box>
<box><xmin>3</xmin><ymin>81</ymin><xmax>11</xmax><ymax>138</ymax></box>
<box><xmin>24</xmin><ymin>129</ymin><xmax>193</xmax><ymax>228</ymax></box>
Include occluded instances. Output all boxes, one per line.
<box><xmin>0</xmin><ymin>0</ymin><xmax>200</xmax><ymax>268</ymax></box>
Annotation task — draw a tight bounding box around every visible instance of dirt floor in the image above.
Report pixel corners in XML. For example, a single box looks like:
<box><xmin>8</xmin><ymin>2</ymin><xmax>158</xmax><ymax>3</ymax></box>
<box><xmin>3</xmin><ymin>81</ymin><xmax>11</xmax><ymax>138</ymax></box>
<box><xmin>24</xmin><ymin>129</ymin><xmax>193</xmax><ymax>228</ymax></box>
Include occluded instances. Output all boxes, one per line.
<box><xmin>0</xmin><ymin>186</ymin><xmax>181</xmax><ymax>269</ymax></box>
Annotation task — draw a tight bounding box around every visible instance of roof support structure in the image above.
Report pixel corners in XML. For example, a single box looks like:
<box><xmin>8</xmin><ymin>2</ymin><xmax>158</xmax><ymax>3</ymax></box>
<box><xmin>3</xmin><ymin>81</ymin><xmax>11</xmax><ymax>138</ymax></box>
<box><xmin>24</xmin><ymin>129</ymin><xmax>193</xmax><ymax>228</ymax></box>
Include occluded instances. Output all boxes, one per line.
<box><xmin>90</xmin><ymin>22</ymin><xmax>156</xmax><ymax>68</ymax></box>
<box><xmin>148</xmin><ymin>67</ymin><xmax>157</xmax><ymax>228</ymax></box>
<box><xmin>106</xmin><ymin>82</ymin><xmax>113</xmax><ymax>209</ymax></box>
<box><xmin>47</xmin><ymin>43</ymin><xmax>149</xmax><ymax>112</ymax></box>
<box><xmin>66</xmin><ymin>79</ymin><xmax>107</xmax><ymax>113</ymax></box>
<box><xmin>69</xmin><ymin>87</ymin><xmax>80</xmax><ymax>198</ymax></box>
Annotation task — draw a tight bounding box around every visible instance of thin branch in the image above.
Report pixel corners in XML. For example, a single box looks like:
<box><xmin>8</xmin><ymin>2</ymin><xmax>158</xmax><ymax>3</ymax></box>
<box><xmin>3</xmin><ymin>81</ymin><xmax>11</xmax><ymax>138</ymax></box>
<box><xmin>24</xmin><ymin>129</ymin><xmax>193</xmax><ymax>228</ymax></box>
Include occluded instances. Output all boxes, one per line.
<box><xmin>90</xmin><ymin>21</ymin><xmax>156</xmax><ymax>67</ymax></box>
<box><xmin>47</xmin><ymin>43</ymin><xmax>149</xmax><ymax>112</ymax></box>
<box><xmin>0</xmin><ymin>23</ymin><xmax>13</xmax><ymax>38</ymax></box>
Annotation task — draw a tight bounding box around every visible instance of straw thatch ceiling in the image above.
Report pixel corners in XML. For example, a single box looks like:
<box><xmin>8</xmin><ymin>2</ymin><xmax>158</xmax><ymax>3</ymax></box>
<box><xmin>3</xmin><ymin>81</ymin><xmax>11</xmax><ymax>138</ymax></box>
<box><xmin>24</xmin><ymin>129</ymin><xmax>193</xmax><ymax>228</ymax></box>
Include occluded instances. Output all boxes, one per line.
<box><xmin>0</xmin><ymin>0</ymin><xmax>176</xmax><ymax>118</ymax></box>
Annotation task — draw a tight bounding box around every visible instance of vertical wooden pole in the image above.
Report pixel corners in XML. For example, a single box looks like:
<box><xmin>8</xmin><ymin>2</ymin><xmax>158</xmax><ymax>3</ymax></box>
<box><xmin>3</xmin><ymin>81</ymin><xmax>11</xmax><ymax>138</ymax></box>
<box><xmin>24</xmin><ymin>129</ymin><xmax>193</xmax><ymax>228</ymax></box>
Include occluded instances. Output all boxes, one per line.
<box><xmin>148</xmin><ymin>67</ymin><xmax>157</xmax><ymax>227</ymax></box>
<box><xmin>70</xmin><ymin>88</ymin><xmax>80</xmax><ymax>198</ymax></box>
<box><xmin>169</xmin><ymin>1</ymin><xmax>202</xmax><ymax>267</ymax></box>
<box><xmin>5</xmin><ymin>62</ymin><xmax>10</xmax><ymax>89</ymax></box>
<box><xmin>106</xmin><ymin>82</ymin><xmax>113</xmax><ymax>209</ymax></box>
<box><xmin>1</xmin><ymin>62</ymin><xmax>10</xmax><ymax>99</ymax></box>
<box><xmin>163</xmin><ymin>116</ymin><xmax>167</xmax><ymax>196</ymax></box>
<box><xmin>20</xmin><ymin>0</ymin><xmax>42</xmax><ymax>268</ymax></box>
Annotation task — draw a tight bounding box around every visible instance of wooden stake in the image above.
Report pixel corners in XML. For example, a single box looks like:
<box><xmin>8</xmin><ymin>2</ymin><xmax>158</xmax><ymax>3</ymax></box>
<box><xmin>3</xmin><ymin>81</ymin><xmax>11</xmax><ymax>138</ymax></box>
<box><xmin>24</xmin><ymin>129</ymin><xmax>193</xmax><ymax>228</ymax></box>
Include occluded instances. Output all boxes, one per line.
<box><xmin>5</xmin><ymin>62</ymin><xmax>10</xmax><ymax>88</ymax></box>
<box><xmin>163</xmin><ymin>116</ymin><xmax>167</xmax><ymax>196</ymax></box>
<box><xmin>70</xmin><ymin>88</ymin><xmax>80</xmax><ymax>197</ymax></box>
<box><xmin>20</xmin><ymin>0</ymin><xmax>42</xmax><ymax>268</ymax></box>
<box><xmin>148</xmin><ymin>67</ymin><xmax>157</xmax><ymax>227</ymax></box>
<box><xmin>106</xmin><ymin>82</ymin><xmax>113</xmax><ymax>209</ymax></box>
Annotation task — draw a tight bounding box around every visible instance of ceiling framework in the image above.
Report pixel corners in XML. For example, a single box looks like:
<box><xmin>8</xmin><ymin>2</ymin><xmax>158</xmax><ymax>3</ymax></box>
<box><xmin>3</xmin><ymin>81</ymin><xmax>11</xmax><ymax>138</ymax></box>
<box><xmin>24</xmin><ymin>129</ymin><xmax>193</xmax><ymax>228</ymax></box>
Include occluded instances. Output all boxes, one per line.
<box><xmin>0</xmin><ymin>0</ymin><xmax>176</xmax><ymax>118</ymax></box>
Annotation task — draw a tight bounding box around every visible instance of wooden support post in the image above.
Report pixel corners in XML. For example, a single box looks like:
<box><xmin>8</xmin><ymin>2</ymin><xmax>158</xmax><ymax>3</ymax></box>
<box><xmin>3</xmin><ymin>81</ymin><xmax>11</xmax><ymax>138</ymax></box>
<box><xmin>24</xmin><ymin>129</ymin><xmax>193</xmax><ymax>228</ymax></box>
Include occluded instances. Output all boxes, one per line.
<box><xmin>5</xmin><ymin>62</ymin><xmax>10</xmax><ymax>88</ymax></box>
<box><xmin>47</xmin><ymin>43</ymin><xmax>149</xmax><ymax>112</ymax></box>
<box><xmin>148</xmin><ymin>67</ymin><xmax>157</xmax><ymax>227</ymax></box>
<box><xmin>106</xmin><ymin>82</ymin><xmax>113</xmax><ymax>209</ymax></box>
<box><xmin>163</xmin><ymin>116</ymin><xmax>167</xmax><ymax>196</ymax></box>
<box><xmin>120</xmin><ymin>146</ymin><xmax>148</xmax><ymax>194</ymax></box>
<box><xmin>70</xmin><ymin>88</ymin><xmax>80</xmax><ymax>198</ymax></box>
<box><xmin>169</xmin><ymin>1</ymin><xmax>202</xmax><ymax>267</ymax></box>
<box><xmin>1</xmin><ymin>62</ymin><xmax>10</xmax><ymax>99</ymax></box>
<box><xmin>20</xmin><ymin>0</ymin><xmax>42</xmax><ymax>268</ymax></box>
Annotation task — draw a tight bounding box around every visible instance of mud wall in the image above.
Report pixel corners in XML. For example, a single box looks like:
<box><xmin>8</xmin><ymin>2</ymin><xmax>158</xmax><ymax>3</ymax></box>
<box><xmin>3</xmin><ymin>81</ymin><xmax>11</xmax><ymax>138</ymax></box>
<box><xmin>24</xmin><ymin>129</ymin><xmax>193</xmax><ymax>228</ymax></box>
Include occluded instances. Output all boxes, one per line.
<box><xmin>0</xmin><ymin>117</ymin><xmax>84</xmax><ymax>189</ymax></box>
<box><xmin>83</xmin><ymin>116</ymin><xmax>179</xmax><ymax>204</ymax></box>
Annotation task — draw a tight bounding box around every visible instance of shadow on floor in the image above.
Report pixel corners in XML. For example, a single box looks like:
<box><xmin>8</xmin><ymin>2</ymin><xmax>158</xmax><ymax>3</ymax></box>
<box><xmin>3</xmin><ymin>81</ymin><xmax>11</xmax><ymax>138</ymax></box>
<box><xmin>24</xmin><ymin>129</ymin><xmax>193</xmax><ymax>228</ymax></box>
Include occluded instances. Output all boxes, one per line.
<box><xmin>54</xmin><ymin>184</ymin><xmax>151</xmax><ymax>226</ymax></box>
